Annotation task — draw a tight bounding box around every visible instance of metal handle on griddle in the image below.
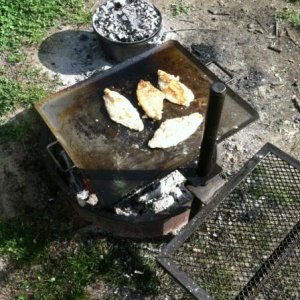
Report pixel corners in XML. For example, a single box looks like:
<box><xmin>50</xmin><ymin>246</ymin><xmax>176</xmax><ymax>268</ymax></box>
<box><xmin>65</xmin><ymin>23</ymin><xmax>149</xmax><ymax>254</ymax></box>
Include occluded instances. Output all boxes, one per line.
<box><xmin>206</xmin><ymin>61</ymin><xmax>233</xmax><ymax>84</ymax></box>
<box><xmin>197</xmin><ymin>82</ymin><xmax>226</xmax><ymax>177</ymax></box>
<box><xmin>46</xmin><ymin>140</ymin><xmax>75</xmax><ymax>173</ymax></box>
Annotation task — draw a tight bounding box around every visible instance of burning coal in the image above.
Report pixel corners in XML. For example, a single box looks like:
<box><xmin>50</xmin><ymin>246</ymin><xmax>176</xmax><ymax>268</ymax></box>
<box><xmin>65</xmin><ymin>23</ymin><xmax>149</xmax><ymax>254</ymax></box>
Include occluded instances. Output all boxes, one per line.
<box><xmin>93</xmin><ymin>0</ymin><xmax>161</xmax><ymax>43</ymax></box>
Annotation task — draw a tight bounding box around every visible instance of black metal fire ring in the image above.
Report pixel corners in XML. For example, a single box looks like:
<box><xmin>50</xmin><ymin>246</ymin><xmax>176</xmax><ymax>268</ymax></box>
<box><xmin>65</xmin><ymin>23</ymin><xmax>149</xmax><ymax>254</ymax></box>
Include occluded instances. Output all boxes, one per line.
<box><xmin>39</xmin><ymin>124</ymin><xmax>193</xmax><ymax>238</ymax></box>
<box><xmin>157</xmin><ymin>143</ymin><xmax>300</xmax><ymax>299</ymax></box>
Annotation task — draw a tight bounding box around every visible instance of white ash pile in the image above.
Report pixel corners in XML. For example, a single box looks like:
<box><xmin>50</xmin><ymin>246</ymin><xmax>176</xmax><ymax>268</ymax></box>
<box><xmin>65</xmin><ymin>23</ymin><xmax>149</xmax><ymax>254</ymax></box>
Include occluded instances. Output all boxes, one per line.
<box><xmin>115</xmin><ymin>170</ymin><xmax>193</xmax><ymax>216</ymax></box>
<box><xmin>76</xmin><ymin>190</ymin><xmax>99</xmax><ymax>207</ymax></box>
<box><xmin>93</xmin><ymin>0</ymin><xmax>161</xmax><ymax>43</ymax></box>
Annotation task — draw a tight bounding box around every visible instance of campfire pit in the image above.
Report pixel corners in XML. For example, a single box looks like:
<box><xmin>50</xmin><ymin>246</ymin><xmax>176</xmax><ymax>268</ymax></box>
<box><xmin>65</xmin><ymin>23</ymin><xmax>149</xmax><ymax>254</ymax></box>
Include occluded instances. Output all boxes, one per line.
<box><xmin>36</xmin><ymin>40</ymin><xmax>258</xmax><ymax>238</ymax></box>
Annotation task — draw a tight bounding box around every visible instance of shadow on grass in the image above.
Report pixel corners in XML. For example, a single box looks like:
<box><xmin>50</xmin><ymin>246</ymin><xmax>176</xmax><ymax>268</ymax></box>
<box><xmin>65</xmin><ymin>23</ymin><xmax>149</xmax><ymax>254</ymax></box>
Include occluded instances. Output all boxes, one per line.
<box><xmin>0</xmin><ymin>110</ymin><xmax>164</xmax><ymax>299</ymax></box>
<box><xmin>0</xmin><ymin>109</ymin><xmax>56</xmax><ymax>222</ymax></box>
<box><xmin>0</xmin><ymin>109</ymin><xmax>36</xmax><ymax>144</ymax></box>
<box><xmin>0</xmin><ymin>121</ymin><xmax>163</xmax><ymax>298</ymax></box>
<box><xmin>0</xmin><ymin>203</ymin><xmax>164</xmax><ymax>299</ymax></box>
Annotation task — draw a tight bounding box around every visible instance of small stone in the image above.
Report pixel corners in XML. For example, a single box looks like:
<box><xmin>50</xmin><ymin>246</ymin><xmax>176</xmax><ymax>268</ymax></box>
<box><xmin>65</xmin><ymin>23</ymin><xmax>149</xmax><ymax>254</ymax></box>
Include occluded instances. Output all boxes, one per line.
<box><xmin>248</xmin><ymin>23</ymin><xmax>256</xmax><ymax>30</ymax></box>
<box><xmin>294</xmin><ymin>116</ymin><xmax>300</xmax><ymax>124</ymax></box>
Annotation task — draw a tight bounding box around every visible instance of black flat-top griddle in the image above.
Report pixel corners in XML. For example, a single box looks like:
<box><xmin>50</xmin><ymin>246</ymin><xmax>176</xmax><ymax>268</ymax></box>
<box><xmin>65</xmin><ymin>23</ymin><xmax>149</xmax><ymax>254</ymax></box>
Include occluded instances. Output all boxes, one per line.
<box><xmin>35</xmin><ymin>40</ymin><xmax>258</xmax><ymax>208</ymax></box>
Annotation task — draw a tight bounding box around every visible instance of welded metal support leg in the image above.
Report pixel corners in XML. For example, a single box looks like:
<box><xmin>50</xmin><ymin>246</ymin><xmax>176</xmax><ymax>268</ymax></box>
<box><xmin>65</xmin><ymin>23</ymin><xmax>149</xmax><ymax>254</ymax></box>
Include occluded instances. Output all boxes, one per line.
<box><xmin>197</xmin><ymin>82</ymin><xmax>226</xmax><ymax>177</ymax></box>
<box><xmin>186</xmin><ymin>82</ymin><xmax>227</xmax><ymax>206</ymax></box>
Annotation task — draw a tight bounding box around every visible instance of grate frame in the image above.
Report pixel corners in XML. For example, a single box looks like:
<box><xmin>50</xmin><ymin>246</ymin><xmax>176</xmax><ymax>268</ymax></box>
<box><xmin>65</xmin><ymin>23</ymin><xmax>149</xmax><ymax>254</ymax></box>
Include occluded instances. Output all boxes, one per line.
<box><xmin>157</xmin><ymin>143</ymin><xmax>300</xmax><ymax>300</ymax></box>
<box><xmin>254</xmin><ymin>236</ymin><xmax>300</xmax><ymax>300</ymax></box>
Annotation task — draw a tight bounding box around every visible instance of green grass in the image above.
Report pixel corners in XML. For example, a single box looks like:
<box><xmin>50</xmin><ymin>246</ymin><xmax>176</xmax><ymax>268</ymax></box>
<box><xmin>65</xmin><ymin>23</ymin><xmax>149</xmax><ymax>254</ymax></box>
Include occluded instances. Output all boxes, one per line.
<box><xmin>0</xmin><ymin>63</ymin><xmax>60</xmax><ymax>142</ymax></box>
<box><xmin>0</xmin><ymin>213</ymin><xmax>53</xmax><ymax>263</ymax></box>
<box><xmin>30</xmin><ymin>240</ymin><xmax>114</xmax><ymax>299</ymax></box>
<box><xmin>0</xmin><ymin>207</ymin><xmax>162</xmax><ymax>299</ymax></box>
<box><xmin>0</xmin><ymin>0</ymin><xmax>91</xmax><ymax>139</ymax></box>
<box><xmin>0</xmin><ymin>118</ymin><xmax>33</xmax><ymax>143</ymax></box>
<box><xmin>0</xmin><ymin>76</ymin><xmax>47</xmax><ymax>117</ymax></box>
<box><xmin>170</xmin><ymin>0</ymin><xmax>192</xmax><ymax>17</ymax></box>
<box><xmin>0</xmin><ymin>75</ymin><xmax>46</xmax><ymax>142</ymax></box>
<box><xmin>0</xmin><ymin>0</ymin><xmax>90</xmax><ymax>53</ymax></box>
<box><xmin>277</xmin><ymin>9</ymin><xmax>300</xmax><ymax>29</ymax></box>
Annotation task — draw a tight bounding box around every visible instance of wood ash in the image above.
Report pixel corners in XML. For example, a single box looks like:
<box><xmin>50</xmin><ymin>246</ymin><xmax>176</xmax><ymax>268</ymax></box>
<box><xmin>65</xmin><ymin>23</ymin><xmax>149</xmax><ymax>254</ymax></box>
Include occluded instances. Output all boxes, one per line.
<box><xmin>76</xmin><ymin>190</ymin><xmax>99</xmax><ymax>207</ymax></box>
<box><xmin>115</xmin><ymin>170</ymin><xmax>193</xmax><ymax>216</ymax></box>
<box><xmin>93</xmin><ymin>0</ymin><xmax>161</xmax><ymax>43</ymax></box>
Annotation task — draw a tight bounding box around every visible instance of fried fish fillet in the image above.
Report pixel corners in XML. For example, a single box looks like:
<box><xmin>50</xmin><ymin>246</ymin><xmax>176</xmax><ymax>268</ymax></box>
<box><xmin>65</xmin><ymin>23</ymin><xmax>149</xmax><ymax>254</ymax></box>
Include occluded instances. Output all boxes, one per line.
<box><xmin>136</xmin><ymin>80</ymin><xmax>165</xmax><ymax>120</ymax></box>
<box><xmin>103</xmin><ymin>88</ymin><xmax>144</xmax><ymax>131</ymax></box>
<box><xmin>157</xmin><ymin>69</ymin><xmax>195</xmax><ymax>107</ymax></box>
<box><xmin>148</xmin><ymin>112</ymin><xmax>203</xmax><ymax>148</ymax></box>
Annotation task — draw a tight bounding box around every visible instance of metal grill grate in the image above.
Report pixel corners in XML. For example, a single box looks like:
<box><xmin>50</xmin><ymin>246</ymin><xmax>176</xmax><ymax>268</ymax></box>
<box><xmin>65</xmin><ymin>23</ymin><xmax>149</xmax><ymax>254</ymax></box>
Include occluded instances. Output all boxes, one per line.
<box><xmin>158</xmin><ymin>144</ymin><xmax>300</xmax><ymax>299</ymax></box>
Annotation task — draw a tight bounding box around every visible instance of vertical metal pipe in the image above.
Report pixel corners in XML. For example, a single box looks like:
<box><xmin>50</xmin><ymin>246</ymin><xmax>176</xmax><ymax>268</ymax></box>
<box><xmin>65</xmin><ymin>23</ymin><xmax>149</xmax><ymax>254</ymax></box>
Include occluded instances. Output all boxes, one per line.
<box><xmin>197</xmin><ymin>82</ymin><xmax>226</xmax><ymax>177</ymax></box>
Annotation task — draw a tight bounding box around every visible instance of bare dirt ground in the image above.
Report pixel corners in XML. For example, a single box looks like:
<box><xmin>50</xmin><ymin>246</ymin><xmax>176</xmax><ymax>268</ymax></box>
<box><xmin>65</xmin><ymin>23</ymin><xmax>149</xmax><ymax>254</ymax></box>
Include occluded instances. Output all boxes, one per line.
<box><xmin>0</xmin><ymin>0</ymin><xmax>299</xmax><ymax>298</ymax></box>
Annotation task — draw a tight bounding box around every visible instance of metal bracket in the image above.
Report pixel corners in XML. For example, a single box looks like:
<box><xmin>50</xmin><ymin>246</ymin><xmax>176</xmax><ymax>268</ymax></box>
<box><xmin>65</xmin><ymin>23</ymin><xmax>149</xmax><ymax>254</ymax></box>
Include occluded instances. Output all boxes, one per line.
<box><xmin>46</xmin><ymin>140</ymin><xmax>75</xmax><ymax>173</ymax></box>
<box><xmin>206</xmin><ymin>61</ymin><xmax>234</xmax><ymax>84</ymax></box>
<box><xmin>186</xmin><ymin>174</ymin><xmax>226</xmax><ymax>205</ymax></box>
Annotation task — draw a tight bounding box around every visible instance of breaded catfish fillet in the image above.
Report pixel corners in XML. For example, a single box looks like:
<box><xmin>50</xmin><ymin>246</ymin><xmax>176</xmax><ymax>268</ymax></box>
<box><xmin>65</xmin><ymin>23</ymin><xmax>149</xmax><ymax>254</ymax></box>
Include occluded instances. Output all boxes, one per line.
<box><xmin>103</xmin><ymin>88</ymin><xmax>144</xmax><ymax>131</ymax></box>
<box><xmin>148</xmin><ymin>112</ymin><xmax>203</xmax><ymax>148</ymax></box>
<box><xmin>157</xmin><ymin>69</ymin><xmax>194</xmax><ymax>107</ymax></box>
<box><xmin>136</xmin><ymin>80</ymin><xmax>165</xmax><ymax>120</ymax></box>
